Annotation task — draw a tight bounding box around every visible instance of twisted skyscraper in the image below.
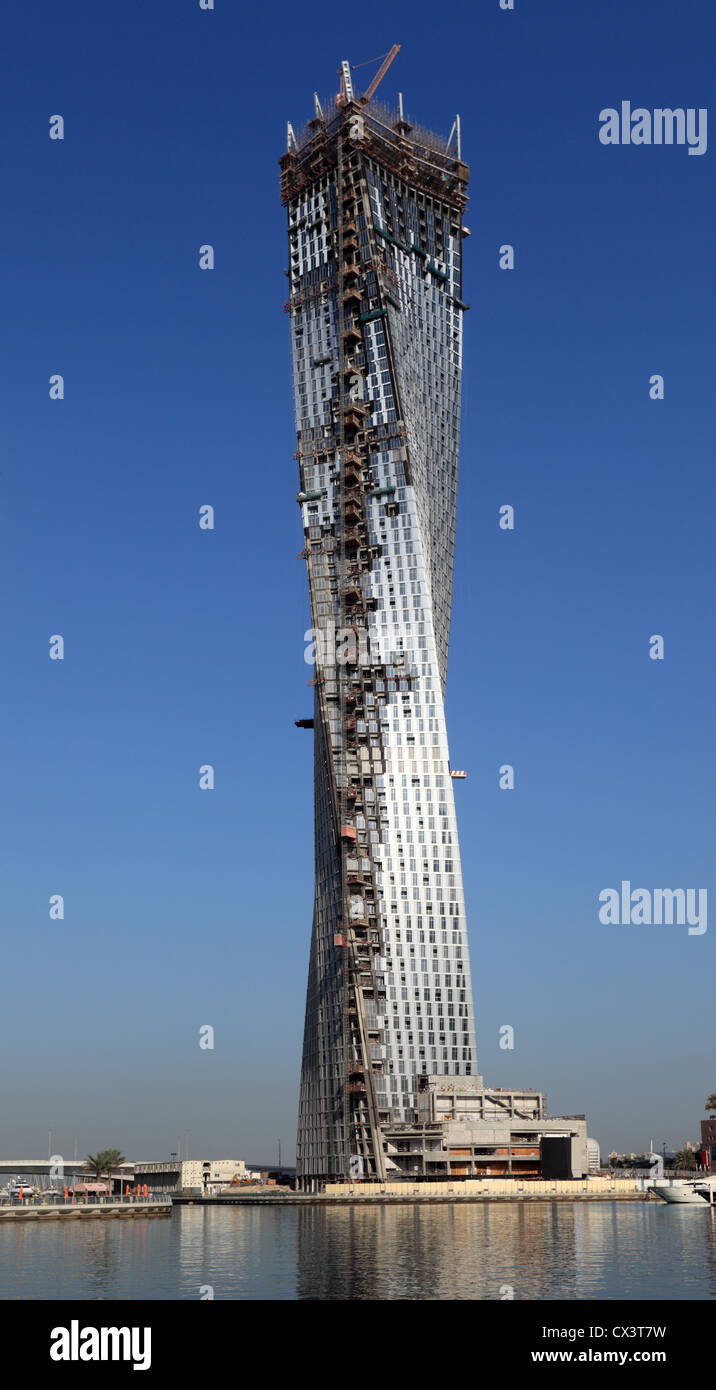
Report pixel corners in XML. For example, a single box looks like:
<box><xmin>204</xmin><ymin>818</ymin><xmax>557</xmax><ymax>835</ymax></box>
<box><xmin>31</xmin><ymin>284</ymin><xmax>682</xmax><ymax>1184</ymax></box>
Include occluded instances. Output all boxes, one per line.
<box><xmin>281</xmin><ymin>60</ymin><xmax>478</xmax><ymax>1189</ymax></box>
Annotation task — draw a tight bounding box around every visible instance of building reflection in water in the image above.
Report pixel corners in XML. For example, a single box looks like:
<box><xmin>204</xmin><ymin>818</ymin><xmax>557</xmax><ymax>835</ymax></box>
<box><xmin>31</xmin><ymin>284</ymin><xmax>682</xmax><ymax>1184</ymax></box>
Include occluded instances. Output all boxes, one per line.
<box><xmin>1</xmin><ymin>1202</ymin><xmax>715</xmax><ymax>1299</ymax></box>
<box><xmin>296</xmin><ymin>1202</ymin><xmax>584</xmax><ymax>1301</ymax></box>
<box><xmin>295</xmin><ymin>1201</ymin><xmax>716</xmax><ymax>1301</ymax></box>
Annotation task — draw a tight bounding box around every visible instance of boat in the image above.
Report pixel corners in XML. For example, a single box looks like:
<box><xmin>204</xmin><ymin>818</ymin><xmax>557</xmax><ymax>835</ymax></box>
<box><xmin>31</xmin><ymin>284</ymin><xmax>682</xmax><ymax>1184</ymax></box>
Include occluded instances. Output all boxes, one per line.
<box><xmin>649</xmin><ymin>1176</ymin><xmax>716</xmax><ymax>1205</ymax></box>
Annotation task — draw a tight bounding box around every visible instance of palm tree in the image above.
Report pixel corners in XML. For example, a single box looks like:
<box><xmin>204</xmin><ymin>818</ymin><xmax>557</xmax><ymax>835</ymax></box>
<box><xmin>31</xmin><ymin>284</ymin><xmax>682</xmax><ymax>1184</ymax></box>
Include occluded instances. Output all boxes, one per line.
<box><xmin>673</xmin><ymin>1148</ymin><xmax>697</xmax><ymax>1171</ymax></box>
<box><xmin>705</xmin><ymin>1094</ymin><xmax>716</xmax><ymax>1113</ymax></box>
<box><xmin>84</xmin><ymin>1152</ymin><xmax>104</xmax><ymax>1182</ymax></box>
<box><xmin>100</xmin><ymin>1149</ymin><xmax>126</xmax><ymax>1173</ymax></box>
<box><xmin>84</xmin><ymin>1149</ymin><xmax>126</xmax><ymax>1184</ymax></box>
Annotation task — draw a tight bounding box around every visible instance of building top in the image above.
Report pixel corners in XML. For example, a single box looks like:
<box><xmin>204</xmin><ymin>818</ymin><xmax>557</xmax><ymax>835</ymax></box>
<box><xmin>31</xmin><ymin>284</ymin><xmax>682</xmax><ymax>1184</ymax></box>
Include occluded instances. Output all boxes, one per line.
<box><xmin>280</xmin><ymin>63</ymin><xmax>469</xmax><ymax>211</ymax></box>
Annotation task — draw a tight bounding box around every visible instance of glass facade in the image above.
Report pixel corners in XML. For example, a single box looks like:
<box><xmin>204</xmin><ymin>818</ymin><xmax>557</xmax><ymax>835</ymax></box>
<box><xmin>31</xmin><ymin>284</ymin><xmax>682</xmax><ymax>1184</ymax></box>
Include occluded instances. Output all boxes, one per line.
<box><xmin>281</xmin><ymin>92</ymin><xmax>477</xmax><ymax>1186</ymax></box>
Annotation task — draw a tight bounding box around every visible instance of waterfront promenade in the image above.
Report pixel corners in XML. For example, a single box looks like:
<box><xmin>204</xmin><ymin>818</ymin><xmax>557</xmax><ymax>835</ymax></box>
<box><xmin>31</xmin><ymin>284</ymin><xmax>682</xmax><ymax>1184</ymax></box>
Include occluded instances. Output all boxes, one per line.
<box><xmin>0</xmin><ymin>1178</ymin><xmax>656</xmax><ymax>1219</ymax></box>
<box><xmin>0</xmin><ymin>1201</ymin><xmax>171</xmax><ymax>1223</ymax></box>
<box><xmin>172</xmin><ymin>1177</ymin><xmax>651</xmax><ymax>1205</ymax></box>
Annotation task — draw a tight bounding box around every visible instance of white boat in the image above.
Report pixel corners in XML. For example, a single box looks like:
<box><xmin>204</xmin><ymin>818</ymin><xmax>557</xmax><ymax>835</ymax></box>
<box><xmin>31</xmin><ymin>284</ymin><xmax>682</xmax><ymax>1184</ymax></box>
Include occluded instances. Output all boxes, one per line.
<box><xmin>650</xmin><ymin>1177</ymin><xmax>716</xmax><ymax>1205</ymax></box>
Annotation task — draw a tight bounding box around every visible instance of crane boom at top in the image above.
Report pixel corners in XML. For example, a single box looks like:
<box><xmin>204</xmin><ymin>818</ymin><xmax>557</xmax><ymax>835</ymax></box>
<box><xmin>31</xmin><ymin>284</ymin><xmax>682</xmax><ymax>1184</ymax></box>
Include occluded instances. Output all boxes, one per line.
<box><xmin>361</xmin><ymin>44</ymin><xmax>401</xmax><ymax>103</ymax></box>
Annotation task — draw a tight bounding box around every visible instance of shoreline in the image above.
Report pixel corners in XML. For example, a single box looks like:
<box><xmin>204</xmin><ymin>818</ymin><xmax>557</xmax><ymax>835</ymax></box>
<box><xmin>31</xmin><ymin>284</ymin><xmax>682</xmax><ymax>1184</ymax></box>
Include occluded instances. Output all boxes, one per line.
<box><xmin>172</xmin><ymin>1190</ymin><xmax>650</xmax><ymax>1207</ymax></box>
<box><xmin>0</xmin><ymin>1203</ymin><xmax>171</xmax><ymax>1223</ymax></box>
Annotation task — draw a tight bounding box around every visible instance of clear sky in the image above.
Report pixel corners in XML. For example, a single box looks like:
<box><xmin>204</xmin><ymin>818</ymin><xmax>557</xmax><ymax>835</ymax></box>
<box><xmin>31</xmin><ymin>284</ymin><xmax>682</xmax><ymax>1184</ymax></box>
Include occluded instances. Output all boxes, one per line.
<box><xmin>2</xmin><ymin>0</ymin><xmax>714</xmax><ymax>1165</ymax></box>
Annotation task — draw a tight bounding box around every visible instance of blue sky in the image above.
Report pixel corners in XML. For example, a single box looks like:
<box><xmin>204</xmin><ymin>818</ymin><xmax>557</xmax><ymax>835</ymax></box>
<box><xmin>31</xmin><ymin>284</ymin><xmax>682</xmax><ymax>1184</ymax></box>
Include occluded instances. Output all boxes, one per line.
<box><xmin>2</xmin><ymin>0</ymin><xmax>714</xmax><ymax>1164</ymax></box>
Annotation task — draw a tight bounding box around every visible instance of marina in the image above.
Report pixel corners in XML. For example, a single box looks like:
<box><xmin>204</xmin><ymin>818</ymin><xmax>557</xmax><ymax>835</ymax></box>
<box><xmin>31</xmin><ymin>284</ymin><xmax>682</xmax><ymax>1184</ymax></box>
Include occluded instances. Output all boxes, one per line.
<box><xmin>649</xmin><ymin>1178</ymin><xmax>716</xmax><ymax>1206</ymax></box>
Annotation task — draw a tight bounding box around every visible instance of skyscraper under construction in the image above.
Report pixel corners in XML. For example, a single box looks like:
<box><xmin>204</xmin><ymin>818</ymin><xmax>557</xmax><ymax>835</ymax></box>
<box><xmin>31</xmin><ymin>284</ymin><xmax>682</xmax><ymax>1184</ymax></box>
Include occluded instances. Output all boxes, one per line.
<box><xmin>282</xmin><ymin>55</ymin><xmax>478</xmax><ymax>1190</ymax></box>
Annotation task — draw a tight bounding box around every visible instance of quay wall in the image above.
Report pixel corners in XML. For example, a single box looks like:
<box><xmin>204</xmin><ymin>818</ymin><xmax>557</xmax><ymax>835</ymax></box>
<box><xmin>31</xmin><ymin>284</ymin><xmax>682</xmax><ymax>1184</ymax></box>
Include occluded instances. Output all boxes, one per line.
<box><xmin>174</xmin><ymin>1178</ymin><xmax>653</xmax><ymax>1204</ymax></box>
<box><xmin>323</xmin><ymin>1178</ymin><xmax>650</xmax><ymax>1200</ymax></box>
<box><xmin>0</xmin><ymin>1202</ymin><xmax>171</xmax><ymax>1223</ymax></box>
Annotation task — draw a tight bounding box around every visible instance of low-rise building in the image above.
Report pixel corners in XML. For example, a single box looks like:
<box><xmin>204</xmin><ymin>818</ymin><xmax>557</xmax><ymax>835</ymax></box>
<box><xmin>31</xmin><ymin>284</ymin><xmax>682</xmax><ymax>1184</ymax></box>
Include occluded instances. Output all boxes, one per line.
<box><xmin>701</xmin><ymin>1116</ymin><xmax>716</xmax><ymax>1172</ymax></box>
<box><xmin>379</xmin><ymin>1076</ymin><xmax>589</xmax><ymax>1180</ymax></box>
<box><xmin>133</xmin><ymin>1159</ymin><xmax>249</xmax><ymax>1194</ymax></box>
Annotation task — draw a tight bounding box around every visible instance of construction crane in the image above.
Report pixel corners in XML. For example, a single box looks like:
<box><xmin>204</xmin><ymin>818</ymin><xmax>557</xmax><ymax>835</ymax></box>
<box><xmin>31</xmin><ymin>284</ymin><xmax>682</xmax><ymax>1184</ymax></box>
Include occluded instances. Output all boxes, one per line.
<box><xmin>337</xmin><ymin>45</ymin><xmax>401</xmax><ymax>107</ymax></box>
<box><xmin>361</xmin><ymin>44</ymin><xmax>401</xmax><ymax>103</ymax></box>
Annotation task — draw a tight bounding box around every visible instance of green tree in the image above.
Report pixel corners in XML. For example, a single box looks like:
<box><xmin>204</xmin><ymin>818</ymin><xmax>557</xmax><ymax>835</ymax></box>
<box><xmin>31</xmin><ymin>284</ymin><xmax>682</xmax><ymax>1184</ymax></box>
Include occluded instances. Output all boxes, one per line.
<box><xmin>673</xmin><ymin>1148</ymin><xmax>697</xmax><ymax>1171</ymax></box>
<box><xmin>705</xmin><ymin>1094</ymin><xmax>716</xmax><ymax>1112</ymax></box>
<box><xmin>85</xmin><ymin>1149</ymin><xmax>126</xmax><ymax>1184</ymax></box>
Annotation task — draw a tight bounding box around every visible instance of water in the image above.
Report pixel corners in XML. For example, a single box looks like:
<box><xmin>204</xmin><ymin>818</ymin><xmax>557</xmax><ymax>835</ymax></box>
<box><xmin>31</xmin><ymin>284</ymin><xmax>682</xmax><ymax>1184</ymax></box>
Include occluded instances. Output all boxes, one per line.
<box><xmin>1</xmin><ymin>1203</ymin><xmax>715</xmax><ymax>1300</ymax></box>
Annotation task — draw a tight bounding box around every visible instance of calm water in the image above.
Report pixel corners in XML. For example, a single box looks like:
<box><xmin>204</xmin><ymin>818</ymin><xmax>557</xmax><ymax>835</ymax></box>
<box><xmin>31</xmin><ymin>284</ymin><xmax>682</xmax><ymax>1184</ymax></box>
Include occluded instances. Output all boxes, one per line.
<box><xmin>1</xmin><ymin>1203</ymin><xmax>715</xmax><ymax>1300</ymax></box>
